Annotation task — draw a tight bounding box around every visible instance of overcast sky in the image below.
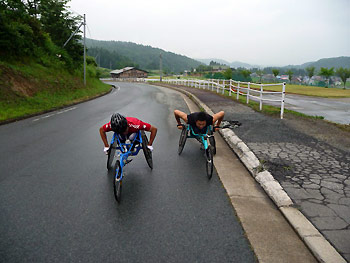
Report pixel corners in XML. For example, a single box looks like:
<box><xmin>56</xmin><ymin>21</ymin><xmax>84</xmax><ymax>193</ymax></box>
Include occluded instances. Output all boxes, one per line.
<box><xmin>68</xmin><ymin>0</ymin><xmax>350</xmax><ymax>66</ymax></box>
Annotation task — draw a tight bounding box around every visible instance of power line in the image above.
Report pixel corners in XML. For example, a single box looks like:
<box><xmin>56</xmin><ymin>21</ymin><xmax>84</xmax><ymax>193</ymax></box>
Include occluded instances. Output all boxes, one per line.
<box><xmin>86</xmin><ymin>24</ymin><xmax>92</xmax><ymax>39</ymax></box>
<box><xmin>67</xmin><ymin>7</ymin><xmax>83</xmax><ymax>18</ymax></box>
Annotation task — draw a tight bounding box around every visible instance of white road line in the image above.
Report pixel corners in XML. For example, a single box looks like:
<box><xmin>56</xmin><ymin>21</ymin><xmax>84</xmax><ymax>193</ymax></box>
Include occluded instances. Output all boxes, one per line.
<box><xmin>112</xmin><ymin>85</ymin><xmax>121</xmax><ymax>94</ymax></box>
<box><xmin>42</xmin><ymin>114</ymin><xmax>55</xmax><ymax>119</ymax></box>
<box><xmin>32</xmin><ymin>107</ymin><xmax>77</xmax><ymax>122</ymax></box>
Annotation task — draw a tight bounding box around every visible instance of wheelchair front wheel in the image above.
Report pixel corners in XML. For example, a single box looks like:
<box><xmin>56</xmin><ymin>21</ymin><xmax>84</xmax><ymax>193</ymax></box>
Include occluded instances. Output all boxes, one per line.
<box><xmin>208</xmin><ymin>131</ymin><xmax>216</xmax><ymax>155</ymax></box>
<box><xmin>141</xmin><ymin>131</ymin><xmax>153</xmax><ymax>169</ymax></box>
<box><xmin>113</xmin><ymin>160</ymin><xmax>122</xmax><ymax>202</ymax></box>
<box><xmin>178</xmin><ymin>127</ymin><xmax>187</xmax><ymax>155</ymax></box>
<box><xmin>205</xmin><ymin>147</ymin><xmax>214</xmax><ymax>180</ymax></box>
<box><xmin>107</xmin><ymin>142</ymin><xmax>117</xmax><ymax>170</ymax></box>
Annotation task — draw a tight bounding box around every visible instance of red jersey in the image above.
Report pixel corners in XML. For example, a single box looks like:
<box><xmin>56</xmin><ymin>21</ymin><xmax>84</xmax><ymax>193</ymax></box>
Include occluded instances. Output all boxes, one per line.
<box><xmin>102</xmin><ymin>117</ymin><xmax>151</xmax><ymax>133</ymax></box>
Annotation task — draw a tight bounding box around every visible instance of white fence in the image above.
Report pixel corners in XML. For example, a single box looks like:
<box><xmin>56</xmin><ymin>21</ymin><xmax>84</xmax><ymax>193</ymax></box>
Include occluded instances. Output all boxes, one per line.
<box><xmin>151</xmin><ymin>79</ymin><xmax>286</xmax><ymax>119</ymax></box>
<box><xmin>103</xmin><ymin>77</ymin><xmax>286</xmax><ymax>119</ymax></box>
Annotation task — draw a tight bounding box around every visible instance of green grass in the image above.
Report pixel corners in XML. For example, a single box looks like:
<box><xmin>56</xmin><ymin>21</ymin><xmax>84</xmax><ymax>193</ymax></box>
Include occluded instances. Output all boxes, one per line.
<box><xmin>169</xmin><ymin>76</ymin><xmax>350</xmax><ymax>98</ymax></box>
<box><xmin>224</xmin><ymin>82</ymin><xmax>350</xmax><ymax>98</ymax></box>
<box><xmin>0</xmin><ymin>61</ymin><xmax>111</xmax><ymax>122</ymax></box>
<box><xmin>256</xmin><ymin>84</ymin><xmax>350</xmax><ymax>98</ymax></box>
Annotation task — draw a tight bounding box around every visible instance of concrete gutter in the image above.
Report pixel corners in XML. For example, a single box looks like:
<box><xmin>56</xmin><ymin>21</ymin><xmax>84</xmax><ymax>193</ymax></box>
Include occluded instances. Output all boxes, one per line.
<box><xmin>159</xmin><ymin>83</ymin><xmax>346</xmax><ymax>263</ymax></box>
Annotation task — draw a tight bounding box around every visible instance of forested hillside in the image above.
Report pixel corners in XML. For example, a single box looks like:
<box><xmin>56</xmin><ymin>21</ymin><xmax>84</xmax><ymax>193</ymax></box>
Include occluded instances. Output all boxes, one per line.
<box><xmin>86</xmin><ymin>39</ymin><xmax>202</xmax><ymax>73</ymax></box>
<box><xmin>298</xmin><ymin>57</ymin><xmax>350</xmax><ymax>70</ymax></box>
<box><xmin>0</xmin><ymin>0</ymin><xmax>109</xmax><ymax>122</ymax></box>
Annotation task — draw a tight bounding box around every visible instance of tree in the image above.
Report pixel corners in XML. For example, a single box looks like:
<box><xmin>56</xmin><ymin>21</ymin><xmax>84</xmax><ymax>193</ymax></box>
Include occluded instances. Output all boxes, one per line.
<box><xmin>272</xmin><ymin>69</ymin><xmax>279</xmax><ymax>82</ymax></box>
<box><xmin>319</xmin><ymin>67</ymin><xmax>334</xmax><ymax>88</ymax></box>
<box><xmin>196</xmin><ymin>64</ymin><xmax>212</xmax><ymax>73</ymax></box>
<box><xmin>223</xmin><ymin>68</ymin><xmax>233</xmax><ymax>80</ymax></box>
<box><xmin>256</xmin><ymin>70</ymin><xmax>264</xmax><ymax>83</ymax></box>
<box><xmin>0</xmin><ymin>0</ymin><xmax>45</xmax><ymax>58</ymax></box>
<box><xmin>240</xmin><ymin>69</ymin><xmax>252</xmax><ymax>81</ymax></box>
<box><xmin>306</xmin><ymin>66</ymin><xmax>315</xmax><ymax>85</ymax></box>
<box><xmin>286</xmin><ymin>69</ymin><xmax>294</xmax><ymax>83</ymax></box>
<box><xmin>39</xmin><ymin>0</ymin><xmax>83</xmax><ymax>65</ymax></box>
<box><xmin>209</xmin><ymin>61</ymin><xmax>221</xmax><ymax>66</ymax></box>
<box><xmin>335</xmin><ymin>67</ymin><xmax>350</xmax><ymax>89</ymax></box>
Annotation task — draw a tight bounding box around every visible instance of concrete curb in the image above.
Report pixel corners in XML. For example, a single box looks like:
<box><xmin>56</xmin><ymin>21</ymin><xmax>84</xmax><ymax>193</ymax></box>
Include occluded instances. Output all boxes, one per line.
<box><xmin>155</xmin><ymin>83</ymin><xmax>346</xmax><ymax>263</ymax></box>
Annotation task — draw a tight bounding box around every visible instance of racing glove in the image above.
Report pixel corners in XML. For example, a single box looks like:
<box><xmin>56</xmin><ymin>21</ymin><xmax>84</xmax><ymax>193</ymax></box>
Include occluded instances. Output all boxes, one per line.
<box><xmin>104</xmin><ymin>147</ymin><xmax>109</xmax><ymax>155</ymax></box>
<box><xmin>147</xmin><ymin>145</ymin><xmax>153</xmax><ymax>152</ymax></box>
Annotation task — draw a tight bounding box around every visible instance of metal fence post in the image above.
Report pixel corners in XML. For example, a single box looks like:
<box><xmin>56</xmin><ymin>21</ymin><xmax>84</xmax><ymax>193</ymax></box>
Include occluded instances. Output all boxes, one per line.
<box><xmin>229</xmin><ymin>79</ymin><xmax>232</xmax><ymax>96</ymax></box>
<box><xmin>237</xmin><ymin>81</ymin><xmax>240</xmax><ymax>100</ymax></box>
<box><xmin>281</xmin><ymin>82</ymin><xmax>286</xmax><ymax>119</ymax></box>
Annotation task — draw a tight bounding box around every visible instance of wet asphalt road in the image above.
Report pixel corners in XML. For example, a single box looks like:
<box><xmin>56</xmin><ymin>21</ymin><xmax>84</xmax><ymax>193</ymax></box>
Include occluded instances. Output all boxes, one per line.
<box><xmin>0</xmin><ymin>83</ymin><xmax>255</xmax><ymax>262</ymax></box>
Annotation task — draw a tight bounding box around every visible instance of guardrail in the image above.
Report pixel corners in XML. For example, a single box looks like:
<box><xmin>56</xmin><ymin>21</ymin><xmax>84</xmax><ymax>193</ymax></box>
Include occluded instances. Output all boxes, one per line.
<box><xmin>152</xmin><ymin>79</ymin><xmax>286</xmax><ymax>119</ymax></box>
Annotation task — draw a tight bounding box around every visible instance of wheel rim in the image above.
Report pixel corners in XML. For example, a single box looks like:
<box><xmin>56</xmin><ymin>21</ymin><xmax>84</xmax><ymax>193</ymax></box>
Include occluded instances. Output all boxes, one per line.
<box><xmin>209</xmin><ymin>136</ymin><xmax>216</xmax><ymax>155</ymax></box>
<box><xmin>206</xmin><ymin>148</ymin><xmax>213</xmax><ymax>179</ymax></box>
<box><xmin>178</xmin><ymin>128</ymin><xmax>187</xmax><ymax>155</ymax></box>
<box><xmin>107</xmin><ymin>144</ymin><xmax>116</xmax><ymax>169</ymax></box>
<box><xmin>141</xmin><ymin>131</ymin><xmax>153</xmax><ymax>169</ymax></box>
<box><xmin>113</xmin><ymin>161</ymin><xmax>122</xmax><ymax>202</ymax></box>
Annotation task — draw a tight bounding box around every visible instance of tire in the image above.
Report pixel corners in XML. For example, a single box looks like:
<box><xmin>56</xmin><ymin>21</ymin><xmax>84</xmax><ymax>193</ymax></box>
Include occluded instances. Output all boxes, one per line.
<box><xmin>205</xmin><ymin>147</ymin><xmax>214</xmax><ymax>180</ymax></box>
<box><xmin>178</xmin><ymin>127</ymin><xmax>187</xmax><ymax>155</ymax></box>
<box><xmin>208</xmin><ymin>132</ymin><xmax>216</xmax><ymax>155</ymax></box>
<box><xmin>141</xmin><ymin>131</ymin><xmax>153</xmax><ymax>169</ymax></box>
<box><xmin>107</xmin><ymin>141</ymin><xmax>117</xmax><ymax>170</ymax></box>
<box><xmin>113</xmin><ymin>160</ymin><xmax>122</xmax><ymax>202</ymax></box>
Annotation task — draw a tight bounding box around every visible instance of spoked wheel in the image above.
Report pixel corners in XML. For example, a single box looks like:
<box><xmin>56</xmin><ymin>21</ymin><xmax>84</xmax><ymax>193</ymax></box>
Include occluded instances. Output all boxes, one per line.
<box><xmin>141</xmin><ymin>131</ymin><xmax>153</xmax><ymax>169</ymax></box>
<box><xmin>113</xmin><ymin>160</ymin><xmax>122</xmax><ymax>202</ymax></box>
<box><xmin>208</xmin><ymin>131</ymin><xmax>216</xmax><ymax>155</ymax></box>
<box><xmin>107</xmin><ymin>142</ymin><xmax>117</xmax><ymax>170</ymax></box>
<box><xmin>178</xmin><ymin>127</ymin><xmax>187</xmax><ymax>155</ymax></box>
<box><xmin>205</xmin><ymin>147</ymin><xmax>214</xmax><ymax>180</ymax></box>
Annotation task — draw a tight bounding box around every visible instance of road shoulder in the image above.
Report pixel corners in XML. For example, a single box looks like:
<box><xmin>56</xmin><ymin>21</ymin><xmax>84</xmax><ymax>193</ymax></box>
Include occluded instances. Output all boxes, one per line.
<box><xmin>153</xmin><ymin>82</ymin><xmax>347</xmax><ymax>263</ymax></box>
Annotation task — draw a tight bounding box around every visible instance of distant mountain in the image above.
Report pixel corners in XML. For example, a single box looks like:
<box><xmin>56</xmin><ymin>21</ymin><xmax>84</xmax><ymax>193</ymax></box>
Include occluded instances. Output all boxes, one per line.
<box><xmin>86</xmin><ymin>39</ymin><xmax>202</xmax><ymax>73</ymax></box>
<box><xmin>197</xmin><ymin>58</ymin><xmax>259</xmax><ymax>68</ymax></box>
<box><xmin>198</xmin><ymin>56</ymin><xmax>350</xmax><ymax>70</ymax></box>
<box><xmin>229</xmin><ymin>61</ymin><xmax>256</xmax><ymax>68</ymax></box>
<box><xmin>196</xmin><ymin>58</ymin><xmax>231</xmax><ymax>66</ymax></box>
<box><xmin>282</xmin><ymin>56</ymin><xmax>350</xmax><ymax>70</ymax></box>
<box><xmin>302</xmin><ymin>56</ymin><xmax>350</xmax><ymax>69</ymax></box>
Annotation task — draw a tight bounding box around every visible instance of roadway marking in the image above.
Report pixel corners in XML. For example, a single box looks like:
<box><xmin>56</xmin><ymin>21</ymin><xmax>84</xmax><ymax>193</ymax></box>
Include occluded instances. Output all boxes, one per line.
<box><xmin>111</xmin><ymin>85</ymin><xmax>121</xmax><ymax>94</ymax></box>
<box><xmin>32</xmin><ymin>107</ymin><xmax>77</xmax><ymax>122</ymax></box>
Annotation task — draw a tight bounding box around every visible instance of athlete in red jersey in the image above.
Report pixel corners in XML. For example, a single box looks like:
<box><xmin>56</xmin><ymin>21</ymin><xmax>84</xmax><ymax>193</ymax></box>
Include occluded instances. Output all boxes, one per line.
<box><xmin>99</xmin><ymin>113</ymin><xmax>157</xmax><ymax>154</ymax></box>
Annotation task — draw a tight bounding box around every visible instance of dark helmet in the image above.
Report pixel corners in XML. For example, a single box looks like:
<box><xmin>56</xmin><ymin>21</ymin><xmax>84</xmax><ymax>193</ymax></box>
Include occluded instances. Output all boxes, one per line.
<box><xmin>110</xmin><ymin>113</ymin><xmax>127</xmax><ymax>133</ymax></box>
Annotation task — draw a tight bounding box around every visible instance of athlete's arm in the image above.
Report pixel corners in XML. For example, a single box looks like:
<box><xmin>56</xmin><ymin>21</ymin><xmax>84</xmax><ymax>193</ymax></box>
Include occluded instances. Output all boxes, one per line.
<box><xmin>147</xmin><ymin>125</ymin><xmax>157</xmax><ymax>146</ymax></box>
<box><xmin>99</xmin><ymin>126</ymin><xmax>109</xmax><ymax>148</ymax></box>
<box><xmin>212</xmin><ymin>111</ymin><xmax>225</xmax><ymax>131</ymax></box>
<box><xmin>174</xmin><ymin>110</ymin><xmax>188</xmax><ymax>129</ymax></box>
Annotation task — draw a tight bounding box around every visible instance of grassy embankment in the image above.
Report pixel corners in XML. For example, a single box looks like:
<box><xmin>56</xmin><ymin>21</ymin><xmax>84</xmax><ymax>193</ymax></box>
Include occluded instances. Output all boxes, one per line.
<box><xmin>0</xmin><ymin>61</ymin><xmax>111</xmax><ymax>123</ymax></box>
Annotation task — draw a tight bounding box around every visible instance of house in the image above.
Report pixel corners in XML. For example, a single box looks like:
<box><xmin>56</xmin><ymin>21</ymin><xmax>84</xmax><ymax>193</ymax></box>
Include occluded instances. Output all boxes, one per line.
<box><xmin>110</xmin><ymin>67</ymin><xmax>148</xmax><ymax>79</ymax></box>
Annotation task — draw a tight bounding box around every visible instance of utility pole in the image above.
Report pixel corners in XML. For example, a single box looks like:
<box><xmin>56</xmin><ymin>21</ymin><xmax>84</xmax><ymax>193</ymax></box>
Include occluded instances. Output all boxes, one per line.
<box><xmin>83</xmin><ymin>14</ymin><xmax>86</xmax><ymax>86</ymax></box>
<box><xmin>63</xmin><ymin>14</ymin><xmax>86</xmax><ymax>86</ymax></box>
<box><xmin>159</xmin><ymin>53</ymin><xmax>162</xmax><ymax>82</ymax></box>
